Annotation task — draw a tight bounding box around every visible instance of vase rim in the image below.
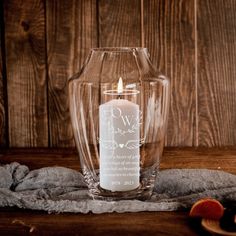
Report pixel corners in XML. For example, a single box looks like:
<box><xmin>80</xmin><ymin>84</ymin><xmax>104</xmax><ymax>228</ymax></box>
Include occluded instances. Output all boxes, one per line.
<box><xmin>91</xmin><ymin>47</ymin><xmax>148</xmax><ymax>52</ymax></box>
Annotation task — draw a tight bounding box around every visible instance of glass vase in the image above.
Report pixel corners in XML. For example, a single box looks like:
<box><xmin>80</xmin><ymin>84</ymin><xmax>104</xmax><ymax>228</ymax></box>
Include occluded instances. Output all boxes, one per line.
<box><xmin>68</xmin><ymin>47</ymin><xmax>170</xmax><ymax>200</ymax></box>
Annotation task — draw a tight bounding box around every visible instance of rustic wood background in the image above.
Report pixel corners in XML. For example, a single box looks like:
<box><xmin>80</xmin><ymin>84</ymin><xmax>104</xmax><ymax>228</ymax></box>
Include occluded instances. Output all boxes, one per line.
<box><xmin>0</xmin><ymin>0</ymin><xmax>235</xmax><ymax>148</ymax></box>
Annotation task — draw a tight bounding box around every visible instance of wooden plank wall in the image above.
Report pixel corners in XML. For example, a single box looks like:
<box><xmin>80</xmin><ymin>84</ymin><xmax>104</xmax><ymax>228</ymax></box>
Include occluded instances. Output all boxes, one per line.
<box><xmin>197</xmin><ymin>0</ymin><xmax>236</xmax><ymax>146</ymax></box>
<box><xmin>0</xmin><ymin>0</ymin><xmax>235</xmax><ymax>148</ymax></box>
<box><xmin>46</xmin><ymin>0</ymin><xmax>97</xmax><ymax>147</ymax></box>
<box><xmin>4</xmin><ymin>0</ymin><xmax>48</xmax><ymax>147</ymax></box>
<box><xmin>0</xmin><ymin>4</ymin><xmax>6</xmax><ymax>148</ymax></box>
<box><xmin>144</xmin><ymin>0</ymin><xmax>196</xmax><ymax>146</ymax></box>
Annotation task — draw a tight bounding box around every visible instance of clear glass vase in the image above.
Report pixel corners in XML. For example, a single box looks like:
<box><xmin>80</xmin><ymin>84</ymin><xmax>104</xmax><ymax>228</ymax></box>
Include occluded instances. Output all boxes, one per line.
<box><xmin>68</xmin><ymin>47</ymin><xmax>170</xmax><ymax>200</ymax></box>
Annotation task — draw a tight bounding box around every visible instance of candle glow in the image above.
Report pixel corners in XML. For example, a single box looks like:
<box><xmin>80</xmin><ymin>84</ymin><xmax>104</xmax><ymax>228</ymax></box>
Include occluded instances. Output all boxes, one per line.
<box><xmin>117</xmin><ymin>77</ymin><xmax>123</xmax><ymax>94</ymax></box>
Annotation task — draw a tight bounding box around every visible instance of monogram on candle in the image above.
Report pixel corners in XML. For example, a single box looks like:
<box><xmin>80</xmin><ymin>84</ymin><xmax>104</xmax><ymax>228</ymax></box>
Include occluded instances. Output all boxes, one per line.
<box><xmin>99</xmin><ymin>78</ymin><xmax>141</xmax><ymax>192</ymax></box>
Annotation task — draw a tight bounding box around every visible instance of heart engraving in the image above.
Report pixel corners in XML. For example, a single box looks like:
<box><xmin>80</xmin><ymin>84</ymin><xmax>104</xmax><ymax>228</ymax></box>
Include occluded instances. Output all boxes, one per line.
<box><xmin>119</xmin><ymin>144</ymin><xmax>124</xmax><ymax>148</ymax></box>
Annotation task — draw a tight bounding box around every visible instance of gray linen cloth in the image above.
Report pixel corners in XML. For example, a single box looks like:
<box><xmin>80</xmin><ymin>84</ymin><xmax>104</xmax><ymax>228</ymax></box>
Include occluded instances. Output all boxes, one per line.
<box><xmin>0</xmin><ymin>162</ymin><xmax>235</xmax><ymax>214</ymax></box>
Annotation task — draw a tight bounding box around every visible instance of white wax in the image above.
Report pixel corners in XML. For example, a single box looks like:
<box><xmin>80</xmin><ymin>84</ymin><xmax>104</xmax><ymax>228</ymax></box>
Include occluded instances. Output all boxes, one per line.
<box><xmin>99</xmin><ymin>99</ymin><xmax>140</xmax><ymax>191</ymax></box>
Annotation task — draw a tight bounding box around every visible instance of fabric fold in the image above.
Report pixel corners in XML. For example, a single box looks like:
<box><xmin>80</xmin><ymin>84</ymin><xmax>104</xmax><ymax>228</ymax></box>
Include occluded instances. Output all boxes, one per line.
<box><xmin>0</xmin><ymin>162</ymin><xmax>235</xmax><ymax>214</ymax></box>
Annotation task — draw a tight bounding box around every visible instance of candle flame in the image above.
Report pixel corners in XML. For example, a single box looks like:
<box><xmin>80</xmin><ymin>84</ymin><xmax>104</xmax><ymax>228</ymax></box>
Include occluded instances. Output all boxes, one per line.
<box><xmin>117</xmin><ymin>77</ymin><xmax>123</xmax><ymax>94</ymax></box>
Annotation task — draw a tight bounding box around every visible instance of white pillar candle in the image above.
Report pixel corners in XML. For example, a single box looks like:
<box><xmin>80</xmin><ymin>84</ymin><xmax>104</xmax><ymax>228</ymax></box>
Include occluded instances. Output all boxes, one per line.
<box><xmin>99</xmin><ymin>99</ymin><xmax>140</xmax><ymax>191</ymax></box>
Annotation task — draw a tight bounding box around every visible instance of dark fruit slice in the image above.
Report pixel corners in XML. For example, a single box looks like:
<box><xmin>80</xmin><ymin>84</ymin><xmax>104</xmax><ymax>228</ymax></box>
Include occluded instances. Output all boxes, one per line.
<box><xmin>220</xmin><ymin>206</ymin><xmax>236</xmax><ymax>232</ymax></box>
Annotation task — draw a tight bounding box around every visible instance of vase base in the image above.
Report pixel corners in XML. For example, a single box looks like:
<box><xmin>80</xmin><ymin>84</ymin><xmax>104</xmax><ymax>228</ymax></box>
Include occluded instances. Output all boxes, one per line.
<box><xmin>89</xmin><ymin>183</ymin><xmax>154</xmax><ymax>201</ymax></box>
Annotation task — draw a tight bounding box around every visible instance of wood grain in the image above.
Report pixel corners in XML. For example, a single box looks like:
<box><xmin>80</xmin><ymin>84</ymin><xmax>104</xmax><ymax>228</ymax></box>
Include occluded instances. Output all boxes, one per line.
<box><xmin>4</xmin><ymin>0</ymin><xmax>48</xmax><ymax>147</ymax></box>
<box><xmin>46</xmin><ymin>0</ymin><xmax>97</xmax><ymax>147</ymax></box>
<box><xmin>46</xmin><ymin>0</ymin><xmax>141</xmax><ymax>148</ymax></box>
<box><xmin>143</xmin><ymin>0</ymin><xmax>196</xmax><ymax>146</ymax></box>
<box><xmin>99</xmin><ymin>0</ymin><xmax>141</xmax><ymax>47</ymax></box>
<box><xmin>0</xmin><ymin>10</ymin><xmax>6</xmax><ymax>147</ymax></box>
<box><xmin>0</xmin><ymin>209</ymin><xmax>207</xmax><ymax>236</ymax></box>
<box><xmin>197</xmin><ymin>0</ymin><xmax>236</xmax><ymax>146</ymax></box>
<box><xmin>1</xmin><ymin>0</ymin><xmax>236</xmax><ymax>148</ymax></box>
<box><xmin>162</xmin><ymin>147</ymin><xmax>236</xmax><ymax>174</ymax></box>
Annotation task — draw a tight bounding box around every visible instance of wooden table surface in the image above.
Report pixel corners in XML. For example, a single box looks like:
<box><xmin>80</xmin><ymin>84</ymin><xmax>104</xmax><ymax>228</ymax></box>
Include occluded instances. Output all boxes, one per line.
<box><xmin>0</xmin><ymin>147</ymin><xmax>235</xmax><ymax>236</ymax></box>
